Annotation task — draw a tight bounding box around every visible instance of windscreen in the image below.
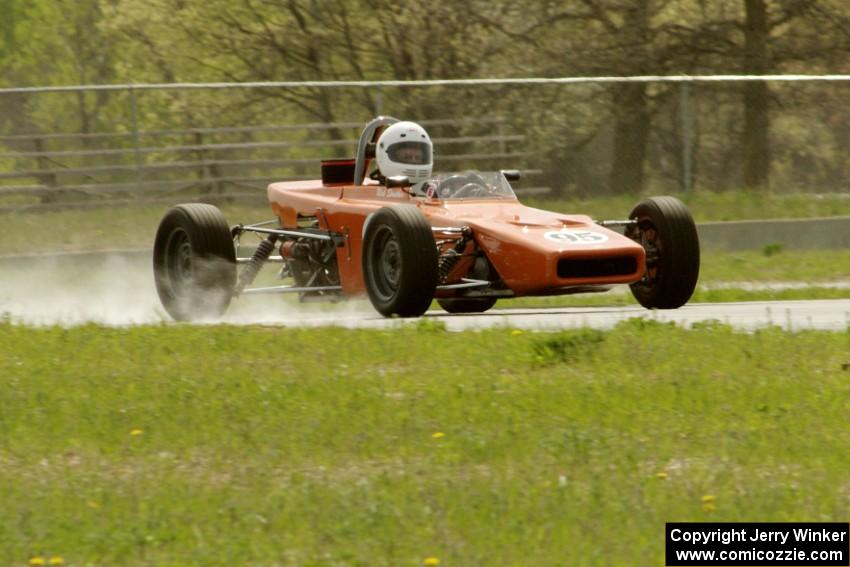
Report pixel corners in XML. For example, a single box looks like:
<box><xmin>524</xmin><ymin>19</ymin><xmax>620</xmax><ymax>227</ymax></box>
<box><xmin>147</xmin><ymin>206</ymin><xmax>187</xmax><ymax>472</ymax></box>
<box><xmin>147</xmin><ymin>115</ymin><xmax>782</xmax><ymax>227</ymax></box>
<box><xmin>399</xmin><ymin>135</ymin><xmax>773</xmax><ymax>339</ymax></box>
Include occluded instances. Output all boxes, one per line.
<box><xmin>411</xmin><ymin>171</ymin><xmax>517</xmax><ymax>201</ymax></box>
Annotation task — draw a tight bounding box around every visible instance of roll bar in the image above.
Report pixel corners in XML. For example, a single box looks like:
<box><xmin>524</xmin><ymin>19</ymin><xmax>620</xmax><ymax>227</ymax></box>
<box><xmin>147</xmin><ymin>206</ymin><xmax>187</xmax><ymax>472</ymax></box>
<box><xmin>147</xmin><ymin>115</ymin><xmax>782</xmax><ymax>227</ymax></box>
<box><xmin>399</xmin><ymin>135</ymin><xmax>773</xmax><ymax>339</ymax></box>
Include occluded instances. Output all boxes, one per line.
<box><xmin>352</xmin><ymin>115</ymin><xmax>399</xmax><ymax>185</ymax></box>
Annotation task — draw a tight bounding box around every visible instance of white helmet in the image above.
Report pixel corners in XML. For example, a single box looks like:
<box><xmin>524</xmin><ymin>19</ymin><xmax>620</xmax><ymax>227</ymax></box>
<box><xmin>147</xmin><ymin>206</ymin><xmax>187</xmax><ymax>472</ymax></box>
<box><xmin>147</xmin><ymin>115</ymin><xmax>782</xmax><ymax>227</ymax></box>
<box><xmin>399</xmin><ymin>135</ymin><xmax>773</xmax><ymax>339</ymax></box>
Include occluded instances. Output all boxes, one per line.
<box><xmin>376</xmin><ymin>121</ymin><xmax>433</xmax><ymax>182</ymax></box>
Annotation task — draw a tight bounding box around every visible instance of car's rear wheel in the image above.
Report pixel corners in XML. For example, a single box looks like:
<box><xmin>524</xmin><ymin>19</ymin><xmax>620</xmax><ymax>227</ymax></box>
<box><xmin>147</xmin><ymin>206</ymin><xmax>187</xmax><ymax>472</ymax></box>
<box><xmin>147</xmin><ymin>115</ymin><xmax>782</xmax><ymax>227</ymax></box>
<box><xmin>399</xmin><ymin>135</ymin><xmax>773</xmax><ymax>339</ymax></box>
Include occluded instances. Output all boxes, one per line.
<box><xmin>362</xmin><ymin>205</ymin><xmax>438</xmax><ymax>317</ymax></box>
<box><xmin>437</xmin><ymin>297</ymin><xmax>497</xmax><ymax>314</ymax></box>
<box><xmin>153</xmin><ymin>203</ymin><xmax>237</xmax><ymax>321</ymax></box>
<box><xmin>625</xmin><ymin>196</ymin><xmax>700</xmax><ymax>309</ymax></box>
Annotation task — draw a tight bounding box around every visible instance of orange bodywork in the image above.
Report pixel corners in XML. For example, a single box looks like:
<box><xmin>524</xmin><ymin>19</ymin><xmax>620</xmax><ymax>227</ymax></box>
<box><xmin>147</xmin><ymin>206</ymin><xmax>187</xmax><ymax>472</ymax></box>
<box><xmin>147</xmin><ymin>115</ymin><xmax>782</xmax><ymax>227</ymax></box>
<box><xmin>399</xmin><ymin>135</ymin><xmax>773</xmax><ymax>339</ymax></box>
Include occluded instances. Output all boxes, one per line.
<box><xmin>268</xmin><ymin>180</ymin><xmax>646</xmax><ymax>297</ymax></box>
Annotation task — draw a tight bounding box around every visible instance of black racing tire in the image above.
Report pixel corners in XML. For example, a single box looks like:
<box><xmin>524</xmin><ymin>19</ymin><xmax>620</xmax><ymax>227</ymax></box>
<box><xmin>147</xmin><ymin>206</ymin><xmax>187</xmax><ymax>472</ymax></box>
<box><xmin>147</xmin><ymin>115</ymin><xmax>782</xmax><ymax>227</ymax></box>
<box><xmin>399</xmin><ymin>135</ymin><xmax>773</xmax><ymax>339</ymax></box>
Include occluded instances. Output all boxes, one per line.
<box><xmin>437</xmin><ymin>297</ymin><xmax>498</xmax><ymax>314</ymax></box>
<box><xmin>626</xmin><ymin>196</ymin><xmax>700</xmax><ymax>309</ymax></box>
<box><xmin>153</xmin><ymin>203</ymin><xmax>237</xmax><ymax>321</ymax></box>
<box><xmin>362</xmin><ymin>205</ymin><xmax>438</xmax><ymax>317</ymax></box>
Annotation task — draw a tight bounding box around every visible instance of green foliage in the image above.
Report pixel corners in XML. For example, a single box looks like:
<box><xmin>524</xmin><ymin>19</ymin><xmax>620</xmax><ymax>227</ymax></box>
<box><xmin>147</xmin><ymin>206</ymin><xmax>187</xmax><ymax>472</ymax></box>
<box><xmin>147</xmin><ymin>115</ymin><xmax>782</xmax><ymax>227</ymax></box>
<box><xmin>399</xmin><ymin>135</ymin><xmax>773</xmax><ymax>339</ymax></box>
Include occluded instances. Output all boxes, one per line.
<box><xmin>689</xmin><ymin>318</ymin><xmax>735</xmax><ymax>333</ymax></box>
<box><xmin>531</xmin><ymin>328</ymin><xmax>606</xmax><ymax>365</ymax></box>
<box><xmin>412</xmin><ymin>317</ymin><xmax>447</xmax><ymax>333</ymax></box>
<box><xmin>762</xmin><ymin>243</ymin><xmax>784</xmax><ymax>256</ymax></box>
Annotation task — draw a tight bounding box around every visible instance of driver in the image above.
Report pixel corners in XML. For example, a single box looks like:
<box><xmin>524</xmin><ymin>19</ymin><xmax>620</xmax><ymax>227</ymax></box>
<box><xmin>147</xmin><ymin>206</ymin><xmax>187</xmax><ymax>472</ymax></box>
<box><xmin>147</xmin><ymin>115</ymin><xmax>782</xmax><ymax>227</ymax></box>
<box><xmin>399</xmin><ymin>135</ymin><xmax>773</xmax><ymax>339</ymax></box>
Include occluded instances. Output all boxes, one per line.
<box><xmin>375</xmin><ymin>121</ymin><xmax>433</xmax><ymax>183</ymax></box>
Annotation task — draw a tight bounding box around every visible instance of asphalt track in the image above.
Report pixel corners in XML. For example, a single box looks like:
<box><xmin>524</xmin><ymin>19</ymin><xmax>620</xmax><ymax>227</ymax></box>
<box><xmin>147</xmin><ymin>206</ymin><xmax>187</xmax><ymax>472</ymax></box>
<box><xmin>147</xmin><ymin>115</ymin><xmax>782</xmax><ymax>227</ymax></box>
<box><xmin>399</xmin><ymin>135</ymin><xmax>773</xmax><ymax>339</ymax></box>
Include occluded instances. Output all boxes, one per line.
<box><xmin>227</xmin><ymin>300</ymin><xmax>850</xmax><ymax>332</ymax></box>
<box><xmin>5</xmin><ymin>281</ymin><xmax>848</xmax><ymax>330</ymax></box>
<box><xmin>0</xmin><ymin>251</ymin><xmax>847</xmax><ymax>329</ymax></box>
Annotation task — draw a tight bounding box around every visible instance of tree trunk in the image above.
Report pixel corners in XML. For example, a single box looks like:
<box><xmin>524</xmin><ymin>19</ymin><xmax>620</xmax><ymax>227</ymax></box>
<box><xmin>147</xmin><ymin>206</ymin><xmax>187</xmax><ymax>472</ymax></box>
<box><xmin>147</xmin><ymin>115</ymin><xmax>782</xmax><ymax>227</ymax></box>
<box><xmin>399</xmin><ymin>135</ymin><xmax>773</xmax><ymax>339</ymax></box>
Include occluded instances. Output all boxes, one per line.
<box><xmin>607</xmin><ymin>2</ymin><xmax>651</xmax><ymax>195</ymax></box>
<box><xmin>742</xmin><ymin>0</ymin><xmax>770</xmax><ymax>190</ymax></box>
<box><xmin>609</xmin><ymin>82</ymin><xmax>651</xmax><ymax>195</ymax></box>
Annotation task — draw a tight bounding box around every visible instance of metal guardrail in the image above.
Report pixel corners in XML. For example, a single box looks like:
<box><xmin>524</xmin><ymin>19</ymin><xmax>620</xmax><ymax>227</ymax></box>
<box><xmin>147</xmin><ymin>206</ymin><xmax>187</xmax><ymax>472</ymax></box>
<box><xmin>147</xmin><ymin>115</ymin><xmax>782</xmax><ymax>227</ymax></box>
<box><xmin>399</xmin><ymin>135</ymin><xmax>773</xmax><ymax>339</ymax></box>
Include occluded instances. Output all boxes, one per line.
<box><xmin>0</xmin><ymin>135</ymin><xmax>524</xmax><ymax>161</ymax></box>
<box><xmin>0</xmin><ymin>113</ymin><xmax>539</xmax><ymax>212</ymax></box>
<box><xmin>0</xmin><ymin>152</ymin><xmax>533</xmax><ymax>186</ymax></box>
<box><xmin>0</xmin><ymin>117</ymin><xmax>504</xmax><ymax>142</ymax></box>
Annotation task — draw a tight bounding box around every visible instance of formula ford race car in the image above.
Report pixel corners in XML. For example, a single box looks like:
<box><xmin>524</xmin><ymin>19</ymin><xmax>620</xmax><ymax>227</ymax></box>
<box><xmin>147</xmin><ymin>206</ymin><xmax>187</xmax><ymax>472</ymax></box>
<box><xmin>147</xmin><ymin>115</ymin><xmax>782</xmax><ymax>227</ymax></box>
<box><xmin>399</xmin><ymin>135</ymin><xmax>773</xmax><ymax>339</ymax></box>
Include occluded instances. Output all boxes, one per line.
<box><xmin>153</xmin><ymin>116</ymin><xmax>700</xmax><ymax>320</ymax></box>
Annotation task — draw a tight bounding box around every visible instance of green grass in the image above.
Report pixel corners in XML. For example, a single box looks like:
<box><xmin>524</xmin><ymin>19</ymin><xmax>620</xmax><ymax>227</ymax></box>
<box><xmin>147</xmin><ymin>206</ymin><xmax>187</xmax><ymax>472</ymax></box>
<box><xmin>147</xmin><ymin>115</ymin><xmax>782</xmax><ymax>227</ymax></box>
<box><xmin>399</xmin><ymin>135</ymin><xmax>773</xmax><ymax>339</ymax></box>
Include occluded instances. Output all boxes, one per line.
<box><xmin>1</xmin><ymin>321</ymin><xmax>849</xmax><ymax>566</ymax></box>
<box><xmin>2</xmin><ymin>190</ymin><xmax>850</xmax><ymax>255</ymax></box>
<box><xmin>0</xmin><ymin>203</ymin><xmax>273</xmax><ymax>255</ymax></box>
<box><xmin>500</xmin><ymin>286</ymin><xmax>850</xmax><ymax>310</ymax></box>
<box><xmin>524</xmin><ymin>190</ymin><xmax>850</xmax><ymax>222</ymax></box>
<box><xmin>698</xmin><ymin>248</ymin><xmax>850</xmax><ymax>282</ymax></box>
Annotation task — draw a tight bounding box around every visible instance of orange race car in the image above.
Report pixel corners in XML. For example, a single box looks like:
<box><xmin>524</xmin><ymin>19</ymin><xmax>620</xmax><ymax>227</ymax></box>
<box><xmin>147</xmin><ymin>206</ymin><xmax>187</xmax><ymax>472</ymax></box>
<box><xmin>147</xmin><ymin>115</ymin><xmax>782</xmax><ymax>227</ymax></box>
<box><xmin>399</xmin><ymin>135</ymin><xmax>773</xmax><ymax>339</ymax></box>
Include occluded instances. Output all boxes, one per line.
<box><xmin>153</xmin><ymin>116</ymin><xmax>700</xmax><ymax>320</ymax></box>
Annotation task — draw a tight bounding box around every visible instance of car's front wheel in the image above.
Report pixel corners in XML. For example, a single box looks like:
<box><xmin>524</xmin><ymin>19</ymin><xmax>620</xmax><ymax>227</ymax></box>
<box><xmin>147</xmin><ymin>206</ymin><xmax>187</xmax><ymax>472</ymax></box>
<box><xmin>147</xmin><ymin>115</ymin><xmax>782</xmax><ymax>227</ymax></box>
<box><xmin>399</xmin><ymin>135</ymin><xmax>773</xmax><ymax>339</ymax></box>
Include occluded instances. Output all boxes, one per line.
<box><xmin>153</xmin><ymin>203</ymin><xmax>237</xmax><ymax>321</ymax></box>
<box><xmin>625</xmin><ymin>196</ymin><xmax>700</xmax><ymax>309</ymax></box>
<box><xmin>362</xmin><ymin>205</ymin><xmax>438</xmax><ymax>317</ymax></box>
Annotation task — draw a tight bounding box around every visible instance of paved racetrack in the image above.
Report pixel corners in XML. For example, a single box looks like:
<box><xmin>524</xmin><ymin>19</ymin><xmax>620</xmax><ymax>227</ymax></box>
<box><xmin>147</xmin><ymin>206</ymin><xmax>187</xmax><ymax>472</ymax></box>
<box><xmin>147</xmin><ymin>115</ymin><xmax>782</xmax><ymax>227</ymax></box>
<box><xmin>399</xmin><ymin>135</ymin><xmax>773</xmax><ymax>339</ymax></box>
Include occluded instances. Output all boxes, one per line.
<box><xmin>0</xmin><ymin>251</ymin><xmax>847</xmax><ymax>329</ymax></box>
<box><xmin>258</xmin><ymin>300</ymin><xmax>850</xmax><ymax>332</ymax></box>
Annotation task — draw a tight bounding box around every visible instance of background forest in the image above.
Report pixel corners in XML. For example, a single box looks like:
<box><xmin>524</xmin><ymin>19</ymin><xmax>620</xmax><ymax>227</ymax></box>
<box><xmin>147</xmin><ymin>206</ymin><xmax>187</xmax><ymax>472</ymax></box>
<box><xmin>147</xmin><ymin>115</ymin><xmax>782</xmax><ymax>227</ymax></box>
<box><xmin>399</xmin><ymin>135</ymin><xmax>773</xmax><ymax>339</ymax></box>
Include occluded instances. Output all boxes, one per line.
<box><xmin>2</xmin><ymin>0</ymin><xmax>850</xmax><ymax>199</ymax></box>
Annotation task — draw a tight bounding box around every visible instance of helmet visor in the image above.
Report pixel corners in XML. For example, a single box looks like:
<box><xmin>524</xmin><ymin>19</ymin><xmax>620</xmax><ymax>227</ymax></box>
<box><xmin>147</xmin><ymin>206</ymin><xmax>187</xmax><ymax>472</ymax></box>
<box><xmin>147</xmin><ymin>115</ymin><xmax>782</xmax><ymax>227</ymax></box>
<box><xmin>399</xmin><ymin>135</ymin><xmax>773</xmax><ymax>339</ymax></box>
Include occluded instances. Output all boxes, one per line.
<box><xmin>387</xmin><ymin>141</ymin><xmax>432</xmax><ymax>165</ymax></box>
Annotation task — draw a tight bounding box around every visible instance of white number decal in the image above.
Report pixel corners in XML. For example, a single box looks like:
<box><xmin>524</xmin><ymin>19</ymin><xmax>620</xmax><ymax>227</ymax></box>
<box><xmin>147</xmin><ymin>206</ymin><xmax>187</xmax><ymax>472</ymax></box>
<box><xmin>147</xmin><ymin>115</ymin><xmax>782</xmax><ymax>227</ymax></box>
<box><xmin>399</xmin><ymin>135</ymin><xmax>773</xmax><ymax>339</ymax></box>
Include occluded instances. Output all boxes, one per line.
<box><xmin>543</xmin><ymin>230</ymin><xmax>608</xmax><ymax>244</ymax></box>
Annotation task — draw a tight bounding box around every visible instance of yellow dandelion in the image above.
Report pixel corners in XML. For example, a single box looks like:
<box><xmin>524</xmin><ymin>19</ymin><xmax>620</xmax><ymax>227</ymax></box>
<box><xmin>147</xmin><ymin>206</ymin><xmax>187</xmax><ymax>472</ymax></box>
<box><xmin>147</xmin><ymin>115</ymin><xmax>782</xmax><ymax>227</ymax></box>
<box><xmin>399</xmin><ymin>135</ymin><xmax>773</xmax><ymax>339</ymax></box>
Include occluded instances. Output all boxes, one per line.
<box><xmin>130</xmin><ymin>429</ymin><xmax>144</xmax><ymax>436</ymax></box>
<box><xmin>423</xmin><ymin>557</ymin><xmax>441</xmax><ymax>566</ymax></box>
<box><xmin>702</xmin><ymin>494</ymin><xmax>716</xmax><ymax>512</ymax></box>
<box><xmin>49</xmin><ymin>557</ymin><xmax>64</xmax><ymax>566</ymax></box>
<box><xmin>431</xmin><ymin>432</ymin><xmax>445</xmax><ymax>439</ymax></box>
<box><xmin>511</xmin><ymin>329</ymin><xmax>523</xmax><ymax>336</ymax></box>
<box><xmin>655</xmin><ymin>471</ymin><xmax>668</xmax><ymax>479</ymax></box>
<box><xmin>29</xmin><ymin>557</ymin><xmax>46</xmax><ymax>566</ymax></box>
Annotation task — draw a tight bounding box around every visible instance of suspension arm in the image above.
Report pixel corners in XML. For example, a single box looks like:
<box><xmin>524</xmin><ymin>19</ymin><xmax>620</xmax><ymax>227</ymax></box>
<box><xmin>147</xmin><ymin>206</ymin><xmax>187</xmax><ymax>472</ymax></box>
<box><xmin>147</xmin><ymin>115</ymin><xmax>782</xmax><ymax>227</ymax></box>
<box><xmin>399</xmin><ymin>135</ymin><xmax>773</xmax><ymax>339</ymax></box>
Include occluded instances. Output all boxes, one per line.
<box><xmin>595</xmin><ymin>219</ymin><xmax>638</xmax><ymax>227</ymax></box>
<box><xmin>232</xmin><ymin>224</ymin><xmax>343</xmax><ymax>244</ymax></box>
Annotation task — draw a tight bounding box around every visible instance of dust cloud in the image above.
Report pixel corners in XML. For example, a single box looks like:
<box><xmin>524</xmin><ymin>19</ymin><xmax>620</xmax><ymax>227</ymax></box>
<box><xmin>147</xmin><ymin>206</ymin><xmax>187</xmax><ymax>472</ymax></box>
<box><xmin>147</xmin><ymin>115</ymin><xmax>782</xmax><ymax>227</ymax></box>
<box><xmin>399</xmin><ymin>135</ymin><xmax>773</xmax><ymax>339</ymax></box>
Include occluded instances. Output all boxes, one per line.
<box><xmin>0</xmin><ymin>252</ymin><xmax>373</xmax><ymax>327</ymax></box>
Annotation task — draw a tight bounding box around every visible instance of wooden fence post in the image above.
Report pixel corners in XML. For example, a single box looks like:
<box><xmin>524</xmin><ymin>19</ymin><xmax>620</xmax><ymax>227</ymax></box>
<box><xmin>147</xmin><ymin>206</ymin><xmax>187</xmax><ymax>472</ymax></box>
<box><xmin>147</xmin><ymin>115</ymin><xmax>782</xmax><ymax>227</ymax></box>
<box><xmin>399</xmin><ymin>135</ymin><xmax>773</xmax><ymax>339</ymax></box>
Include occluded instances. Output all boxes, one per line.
<box><xmin>194</xmin><ymin>131</ymin><xmax>223</xmax><ymax>197</ymax></box>
<box><xmin>34</xmin><ymin>136</ymin><xmax>59</xmax><ymax>203</ymax></box>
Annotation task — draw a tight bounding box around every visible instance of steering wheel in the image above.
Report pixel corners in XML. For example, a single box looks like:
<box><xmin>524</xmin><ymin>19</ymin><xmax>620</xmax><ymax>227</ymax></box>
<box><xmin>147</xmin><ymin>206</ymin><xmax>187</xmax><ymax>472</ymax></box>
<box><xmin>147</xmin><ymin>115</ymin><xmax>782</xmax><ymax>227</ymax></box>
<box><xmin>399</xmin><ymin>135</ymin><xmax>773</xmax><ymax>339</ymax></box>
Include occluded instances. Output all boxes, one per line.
<box><xmin>438</xmin><ymin>173</ymin><xmax>490</xmax><ymax>198</ymax></box>
<box><xmin>453</xmin><ymin>183</ymin><xmax>490</xmax><ymax>198</ymax></box>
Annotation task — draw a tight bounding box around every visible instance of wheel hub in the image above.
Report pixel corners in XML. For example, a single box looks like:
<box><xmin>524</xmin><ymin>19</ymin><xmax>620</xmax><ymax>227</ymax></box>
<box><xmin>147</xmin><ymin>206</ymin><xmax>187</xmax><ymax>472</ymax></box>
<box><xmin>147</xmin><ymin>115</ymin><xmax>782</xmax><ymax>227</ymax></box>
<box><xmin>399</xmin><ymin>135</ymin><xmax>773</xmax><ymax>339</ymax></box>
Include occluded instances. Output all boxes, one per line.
<box><xmin>166</xmin><ymin>228</ymin><xmax>194</xmax><ymax>294</ymax></box>
<box><xmin>627</xmin><ymin>220</ymin><xmax>661</xmax><ymax>287</ymax></box>
<box><xmin>381</xmin><ymin>238</ymin><xmax>401</xmax><ymax>287</ymax></box>
<box><xmin>177</xmin><ymin>240</ymin><xmax>193</xmax><ymax>280</ymax></box>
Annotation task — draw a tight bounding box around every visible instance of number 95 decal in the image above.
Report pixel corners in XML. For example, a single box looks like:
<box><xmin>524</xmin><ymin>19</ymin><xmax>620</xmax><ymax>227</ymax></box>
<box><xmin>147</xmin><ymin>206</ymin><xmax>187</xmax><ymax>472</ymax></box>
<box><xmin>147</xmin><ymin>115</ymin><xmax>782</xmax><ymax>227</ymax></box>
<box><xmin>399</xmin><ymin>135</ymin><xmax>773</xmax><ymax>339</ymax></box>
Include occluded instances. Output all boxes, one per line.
<box><xmin>543</xmin><ymin>229</ymin><xmax>609</xmax><ymax>244</ymax></box>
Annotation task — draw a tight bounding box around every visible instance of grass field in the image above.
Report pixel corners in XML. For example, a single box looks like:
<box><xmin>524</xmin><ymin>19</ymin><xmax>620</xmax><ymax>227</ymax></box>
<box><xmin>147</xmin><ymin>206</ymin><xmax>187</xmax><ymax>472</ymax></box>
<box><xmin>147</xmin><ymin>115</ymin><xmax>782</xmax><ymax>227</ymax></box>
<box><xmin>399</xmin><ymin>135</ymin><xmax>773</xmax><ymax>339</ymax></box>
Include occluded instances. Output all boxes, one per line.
<box><xmin>688</xmin><ymin>248</ymin><xmax>850</xmax><ymax>283</ymax></box>
<box><xmin>2</xmin><ymin>321</ymin><xmax>849</xmax><ymax>566</ymax></box>
<box><xmin>505</xmin><ymin>285</ymin><xmax>850</xmax><ymax>310</ymax></box>
<box><xmin>3</xmin><ymin>190</ymin><xmax>850</xmax><ymax>255</ymax></box>
<box><xmin>523</xmin><ymin>190</ymin><xmax>850</xmax><ymax>223</ymax></box>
